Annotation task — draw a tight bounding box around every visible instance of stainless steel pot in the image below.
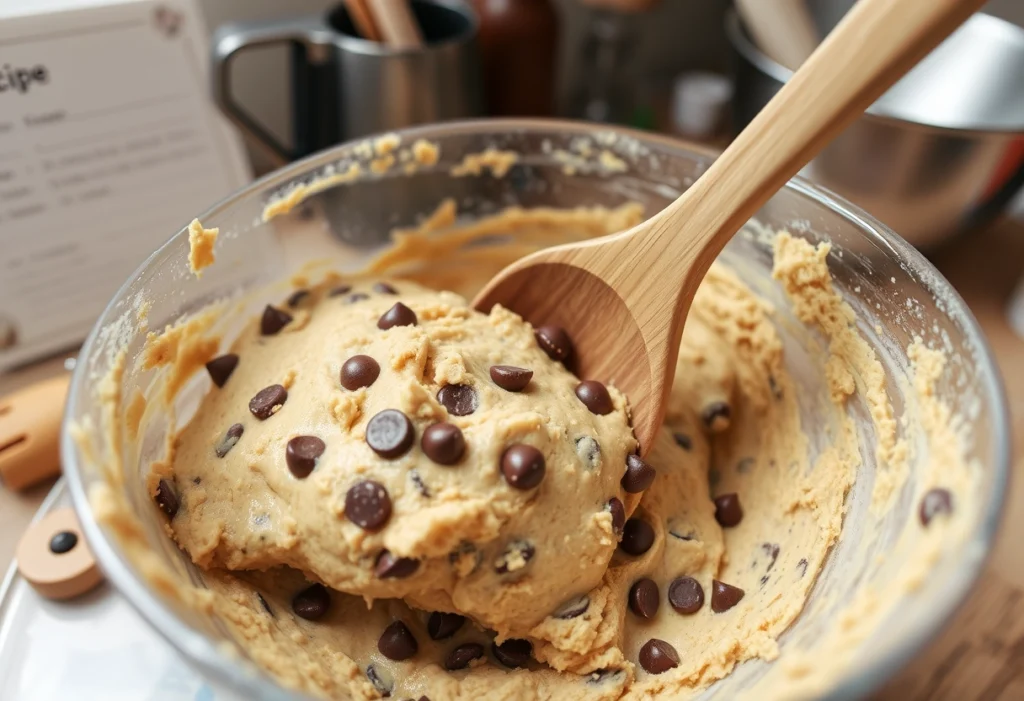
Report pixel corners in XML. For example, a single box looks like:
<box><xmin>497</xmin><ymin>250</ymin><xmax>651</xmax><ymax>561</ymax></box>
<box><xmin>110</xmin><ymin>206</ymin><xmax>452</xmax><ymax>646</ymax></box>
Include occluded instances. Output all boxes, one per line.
<box><xmin>728</xmin><ymin>10</ymin><xmax>1024</xmax><ymax>249</ymax></box>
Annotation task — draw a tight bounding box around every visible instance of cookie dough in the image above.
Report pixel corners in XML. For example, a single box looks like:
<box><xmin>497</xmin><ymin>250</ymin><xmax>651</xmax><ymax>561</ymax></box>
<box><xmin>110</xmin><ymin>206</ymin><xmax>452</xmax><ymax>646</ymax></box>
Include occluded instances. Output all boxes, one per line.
<box><xmin>165</xmin><ymin>281</ymin><xmax>638</xmax><ymax>642</ymax></box>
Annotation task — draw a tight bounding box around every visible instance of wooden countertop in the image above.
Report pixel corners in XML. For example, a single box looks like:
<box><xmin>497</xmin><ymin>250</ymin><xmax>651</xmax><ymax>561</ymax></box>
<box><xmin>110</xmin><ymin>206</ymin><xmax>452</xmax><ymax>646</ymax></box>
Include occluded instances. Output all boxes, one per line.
<box><xmin>1</xmin><ymin>217</ymin><xmax>1022</xmax><ymax>698</ymax></box>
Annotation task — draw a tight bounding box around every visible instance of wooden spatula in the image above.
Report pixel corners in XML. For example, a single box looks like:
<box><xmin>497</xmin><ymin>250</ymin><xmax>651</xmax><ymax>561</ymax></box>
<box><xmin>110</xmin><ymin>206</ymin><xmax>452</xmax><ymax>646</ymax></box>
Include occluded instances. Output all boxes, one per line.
<box><xmin>474</xmin><ymin>0</ymin><xmax>984</xmax><ymax>452</ymax></box>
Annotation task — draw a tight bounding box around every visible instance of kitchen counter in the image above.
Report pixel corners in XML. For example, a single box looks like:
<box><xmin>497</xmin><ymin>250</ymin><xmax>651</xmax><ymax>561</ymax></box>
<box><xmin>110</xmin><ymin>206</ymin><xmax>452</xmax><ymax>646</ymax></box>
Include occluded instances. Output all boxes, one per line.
<box><xmin>1</xmin><ymin>216</ymin><xmax>1021</xmax><ymax>699</ymax></box>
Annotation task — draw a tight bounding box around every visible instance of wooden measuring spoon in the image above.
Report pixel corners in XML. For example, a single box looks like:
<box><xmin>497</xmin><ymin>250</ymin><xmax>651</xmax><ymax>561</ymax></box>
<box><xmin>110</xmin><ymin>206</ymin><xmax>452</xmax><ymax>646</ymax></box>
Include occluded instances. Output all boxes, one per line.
<box><xmin>474</xmin><ymin>0</ymin><xmax>984</xmax><ymax>452</ymax></box>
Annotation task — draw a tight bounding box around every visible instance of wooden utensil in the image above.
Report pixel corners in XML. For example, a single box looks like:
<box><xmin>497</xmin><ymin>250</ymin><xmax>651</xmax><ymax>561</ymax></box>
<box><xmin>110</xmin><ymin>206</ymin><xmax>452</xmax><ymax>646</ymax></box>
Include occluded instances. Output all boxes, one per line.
<box><xmin>0</xmin><ymin>374</ymin><xmax>70</xmax><ymax>491</ymax></box>
<box><xmin>735</xmin><ymin>0</ymin><xmax>819</xmax><ymax>70</ymax></box>
<box><xmin>473</xmin><ymin>0</ymin><xmax>985</xmax><ymax>452</ymax></box>
<box><xmin>344</xmin><ymin>0</ymin><xmax>383</xmax><ymax>42</ymax></box>
<box><xmin>366</xmin><ymin>0</ymin><xmax>423</xmax><ymax>49</ymax></box>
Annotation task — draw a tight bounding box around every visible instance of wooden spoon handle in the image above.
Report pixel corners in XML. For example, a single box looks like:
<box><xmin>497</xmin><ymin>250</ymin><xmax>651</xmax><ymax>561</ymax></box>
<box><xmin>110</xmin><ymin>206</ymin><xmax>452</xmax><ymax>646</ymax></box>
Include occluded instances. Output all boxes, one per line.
<box><xmin>344</xmin><ymin>0</ymin><xmax>383</xmax><ymax>42</ymax></box>
<box><xmin>652</xmin><ymin>0</ymin><xmax>985</xmax><ymax>288</ymax></box>
<box><xmin>366</xmin><ymin>0</ymin><xmax>424</xmax><ymax>49</ymax></box>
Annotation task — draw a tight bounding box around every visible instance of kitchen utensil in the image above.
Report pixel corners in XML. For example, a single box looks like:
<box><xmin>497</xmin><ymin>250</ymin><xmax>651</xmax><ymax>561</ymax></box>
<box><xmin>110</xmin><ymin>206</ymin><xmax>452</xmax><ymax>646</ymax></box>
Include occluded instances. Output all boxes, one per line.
<box><xmin>474</xmin><ymin>0</ymin><xmax>985</xmax><ymax>451</ymax></box>
<box><xmin>366</xmin><ymin>0</ymin><xmax>423</xmax><ymax>49</ymax></box>
<box><xmin>342</xmin><ymin>0</ymin><xmax>381</xmax><ymax>41</ymax></box>
<box><xmin>729</xmin><ymin>9</ymin><xmax>1024</xmax><ymax>249</ymax></box>
<box><xmin>211</xmin><ymin>0</ymin><xmax>482</xmax><ymax>165</ymax></box>
<box><xmin>0</xmin><ymin>375</ymin><xmax>69</xmax><ymax>491</ymax></box>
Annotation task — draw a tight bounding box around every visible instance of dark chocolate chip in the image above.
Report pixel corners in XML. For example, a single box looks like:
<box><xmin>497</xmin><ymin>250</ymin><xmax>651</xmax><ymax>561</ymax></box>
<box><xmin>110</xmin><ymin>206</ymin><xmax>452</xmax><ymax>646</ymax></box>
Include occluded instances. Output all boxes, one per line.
<box><xmin>366</xmin><ymin>664</ymin><xmax>393</xmax><ymax>696</ymax></box>
<box><xmin>606</xmin><ymin>497</ymin><xmax>625</xmax><ymax>536</ymax></box>
<box><xmin>378</xmin><ymin>621</ymin><xmax>418</xmax><ymax>661</ymax></box>
<box><xmin>500</xmin><ymin>444</ymin><xmax>546</xmax><ymax>490</ymax></box>
<box><xmin>714</xmin><ymin>493</ymin><xmax>743</xmax><ymax>527</ymax></box>
<box><xmin>711</xmin><ymin>580</ymin><xmax>745</xmax><ymax>613</ymax></box>
<box><xmin>446</xmin><ymin>643</ymin><xmax>485</xmax><ymax>671</ymax></box>
<box><xmin>673</xmin><ymin>432</ymin><xmax>692</xmax><ymax>451</ymax></box>
<box><xmin>340</xmin><ymin>355</ymin><xmax>380</xmax><ymax>390</ymax></box>
<box><xmin>345</xmin><ymin>480</ymin><xmax>392</xmax><ymax>530</ymax></box>
<box><xmin>286</xmin><ymin>435</ymin><xmax>325</xmax><ymax>478</ymax></box>
<box><xmin>345</xmin><ymin>292</ymin><xmax>370</xmax><ymax>304</ymax></box>
<box><xmin>410</xmin><ymin>470</ymin><xmax>430</xmax><ymax>497</ymax></box>
<box><xmin>701</xmin><ymin>401</ymin><xmax>731</xmax><ymax>431</ymax></box>
<box><xmin>292</xmin><ymin>583</ymin><xmax>330</xmax><ymax>620</ymax></box>
<box><xmin>155</xmin><ymin>479</ymin><xmax>179</xmax><ymax>518</ymax></box>
<box><xmin>919</xmin><ymin>488</ymin><xmax>953</xmax><ymax>526</ymax></box>
<box><xmin>762</xmin><ymin>543</ymin><xmax>780</xmax><ymax>571</ymax></box>
<box><xmin>619</xmin><ymin>518</ymin><xmax>654</xmax><ymax>556</ymax></box>
<box><xmin>621</xmin><ymin>454</ymin><xmax>656</xmax><ymax>493</ymax></box>
<box><xmin>575</xmin><ymin>381</ymin><xmax>614</xmax><ymax>415</ymax></box>
<box><xmin>668</xmin><ymin>576</ymin><xmax>704</xmax><ymax>614</ymax></box>
<box><xmin>286</xmin><ymin>289</ymin><xmax>309</xmax><ymax>308</ymax></box>
<box><xmin>421</xmin><ymin>422</ymin><xmax>465</xmax><ymax>465</ymax></box>
<box><xmin>205</xmin><ymin>354</ymin><xmax>238</xmax><ymax>388</ymax></box>
<box><xmin>249</xmin><ymin>384</ymin><xmax>287</xmax><ymax>420</ymax></box>
<box><xmin>257</xmin><ymin>592</ymin><xmax>274</xmax><ymax>616</ymax></box>
<box><xmin>489</xmin><ymin>365</ymin><xmax>532</xmax><ymax>392</ymax></box>
<box><xmin>437</xmin><ymin>384</ymin><xmax>478</xmax><ymax>416</ymax></box>
<box><xmin>535</xmin><ymin>325</ymin><xmax>573</xmax><ymax>362</ymax></box>
<box><xmin>375</xmin><ymin>550</ymin><xmax>420</xmax><ymax>579</ymax></box>
<box><xmin>427</xmin><ymin>612</ymin><xmax>465</xmax><ymax>640</ymax></box>
<box><xmin>553</xmin><ymin>594</ymin><xmax>590</xmax><ymax>619</ymax></box>
<box><xmin>378</xmin><ymin>302</ymin><xmax>417</xmax><ymax>329</ymax></box>
<box><xmin>492</xmin><ymin>639</ymin><xmax>532</xmax><ymax>669</ymax></box>
<box><xmin>49</xmin><ymin>531</ymin><xmax>78</xmax><ymax>554</ymax></box>
<box><xmin>366</xmin><ymin>409</ymin><xmax>415</xmax><ymax>459</ymax></box>
<box><xmin>215</xmin><ymin>423</ymin><xmax>244</xmax><ymax>458</ymax></box>
<box><xmin>628</xmin><ymin>578</ymin><xmax>660</xmax><ymax>619</ymax></box>
<box><xmin>373</xmin><ymin>282</ymin><xmax>398</xmax><ymax>295</ymax></box>
<box><xmin>639</xmin><ymin>639</ymin><xmax>679</xmax><ymax>674</ymax></box>
<box><xmin>495</xmin><ymin>539</ymin><xmax>535</xmax><ymax>574</ymax></box>
<box><xmin>260</xmin><ymin>305</ymin><xmax>293</xmax><ymax>335</ymax></box>
<box><xmin>575</xmin><ymin>436</ymin><xmax>602</xmax><ymax>469</ymax></box>
<box><xmin>329</xmin><ymin>285</ymin><xmax>352</xmax><ymax>297</ymax></box>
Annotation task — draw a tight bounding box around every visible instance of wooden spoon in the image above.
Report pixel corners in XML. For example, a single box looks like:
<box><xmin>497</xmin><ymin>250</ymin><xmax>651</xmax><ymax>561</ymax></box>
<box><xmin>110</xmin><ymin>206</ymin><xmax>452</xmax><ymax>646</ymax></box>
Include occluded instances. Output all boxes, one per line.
<box><xmin>473</xmin><ymin>0</ymin><xmax>985</xmax><ymax>452</ymax></box>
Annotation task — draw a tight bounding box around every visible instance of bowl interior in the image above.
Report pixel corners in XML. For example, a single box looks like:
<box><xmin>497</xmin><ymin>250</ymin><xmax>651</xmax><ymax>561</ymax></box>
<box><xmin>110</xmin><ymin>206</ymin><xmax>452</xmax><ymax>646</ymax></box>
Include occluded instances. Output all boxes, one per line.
<box><xmin>62</xmin><ymin>121</ymin><xmax>1008</xmax><ymax>700</ymax></box>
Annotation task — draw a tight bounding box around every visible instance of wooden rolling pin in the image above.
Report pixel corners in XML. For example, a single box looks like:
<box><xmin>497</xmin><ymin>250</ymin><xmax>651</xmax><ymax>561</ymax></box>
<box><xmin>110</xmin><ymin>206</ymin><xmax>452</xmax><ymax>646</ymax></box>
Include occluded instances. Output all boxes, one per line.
<box><xmin>0</xmin><ymin>374</ymin><xmax>70</xmax><ymax>491</ymax></box>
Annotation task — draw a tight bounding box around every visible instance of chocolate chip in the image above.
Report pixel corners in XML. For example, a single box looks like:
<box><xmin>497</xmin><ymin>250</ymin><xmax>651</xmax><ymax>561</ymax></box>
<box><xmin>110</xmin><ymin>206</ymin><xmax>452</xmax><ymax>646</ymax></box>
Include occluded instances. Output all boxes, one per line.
<box><xmin>535</xmin><ymin>325</ymin><xmax>573</xmax><ymax>362</ymax></box>
<box><xmin>701</xmin><ymin>402</ymin><xmax>731</xmax><ymax>432</ymax></box>
<box><xmin>193</xmin><ymin>477</ymin><xmax>202</xmax><ymax>485</ymax></box>
<box><xmin>421</xmin><ymin>422</ymin><xmax>465</xmax><ymax>465</ymax></box>
<box><xmin>49</xmin><ymin>531</ymin><xmax>78</xmax><ymax>554</ymax></box>
<box><xmin>257</xmin><ymin>592</ymin><xmax>274</xmax><ymax>616</ymax></box>
<box><xmin>329</xmin><ymin>285</ymin><xmax>352</xmax><ymax>297</ymax></box>
<box><xmin>629</xmin><ymin>578</ymin><xmax>660</xmax><ymax>619</ymax></box>
<box><xmin>378</xmin><ymin>302</ymin><xmax>417</xmax><ymax>329</ymax></box>
<box><xmin>621</xmin><ymin>454</ymin><xmax>656</xmax><ymax>493</ymax></box>
<box><xmin>260</xmin><ymin>305</ymin><xmax>293</xmax><ymax>335</ymax></box>
<box><xmin>711</xmin><ymin>580</ymin><xmax>744</xmax><ymax>612</ymax></box>
<box><xmin>286</xmin><ymin>436</ymin><xmax>325</xmax><ymax>478</ymax></box>
<box><xmin>410</xmin><ymin>470</ymin><xmax>430</xmax><ymax>497</ymax></box>
<box><xmin>366</xmin><ymin>409</ymin><xmax>415</xmax><ymax>459</ymax></box>
<box><xmin>495</xmin><ymin>540</ymin><xmax>535</xmax><ymax>574</ymax></box>
<box><xmin>489</xmin><ymin>365</ymin><xmax>532</xmax><ymax>392</ymax></box>
<box><xmin>575</xmin><ymin>381</ymin><xmax>613</xmax><ymax>414</ymax></box>
<box><xmin>606</xmin><ymin>497</ymin><xmax>625</xmax><ymax>536</ymax></box>
<box><xmin>553</xmin><ymin>594</ymin><xmax>590</xmax><ymax>619</ymax></box>
<box><xmin>445</xmin><ymin>643</ymin><xmax>484</xmax><ymax>671</ymax></box>
<box><xmin>345</xmin><ymin>480</ymin><xmax>392</xmax><ymax>530</ymax></box>
<box><xmin>762</xmin><ymin>543</ymin><xmax>780</xmax><ymax>571</ymax></box>
<box><xmin>378</xmin><ymin>621</ymin><xmax>418</xmax><ymax>661</ymax></box>
<box><xmin>437</xmin><ymin>384</ymin><xmax>478</xmax><ymax>416</ymax></box>
<box><xmin>492</xmin><ymin>639</ymin><xmax>532</xmax><ymax>669</ymax></box>
<box><xmin>155</xmin><ymin>479</ymin><xmax>179</xmax><ymax>518</ymax></box>
<box><xmin>639</xmin><ymin>639</ymin><xmax>679</xmax><ymax>674</ymax></box>
<box><xmin>673</xmin><ymin>432</ymin><xmax>692</xmax><ymax>451</ymax></box>
<box><xmin>340</xmin><ymin>355</ymin><xmax>380</xmax><ymax>390</ymax></box>
<box><xmin>215</xmin><ymin>423</ymin><xmax>244</xmax><ymax>458</ymax></box>
<box><xmin>373</xmin><ymin>282</ymin><xmax>398</xmax><ymax>294</ymax></box>
<box><xmin>427</xmin><ymin>612</ymin><xmax>465</xmax><ymax>640</ymax></box>
<box><xmin>919</xmin><ymin>488</ymin><xmax>953</xmax><ymax>526</ymax></box>
<box><xmin>619</xmin><ymin>518</ymin><xmax>654</xmax><ymax>556</ymax></box>
<box><xmin>575</xmin><ymin>436</ymin><xmax>602</xmax><ymax>469</ymax></box>
<box><xmin>668</xmin><ymin>576</ymin><xmax>704</xmax><ymax>614</ymax></box>
<box><xmin>286</xmin><ymin>289</ymin><xmax>309</xmax><ymax>308</ymax></box>
<box><xmin>500</xmin><ymin>444</ymin><xmax>545</xmax><ymax>490</ymax></box>
<box><xmin>345</xmin><ymin>292</ymin><xmax>370</xmax><ymax>304</ymax></box>
<box><xmin>366</xmin><ymin>664</ymin><xmax>393</xmax><ymax>696</ymax></box>
<box><xmin>292</xmin><ymin>583</ymin><xmax>330</xmax><ymax>620</ymax></box>
<box><xmin>205</xmin><ymin>354</ymin><xmax>238</xmax><ymax>388</ymax></box>
<box><xmin>375</xmin><ymin>550</ymin><xmax>419</xmax><ymax>579</ymax></box>
<box><xmin>249</xmin><ymin>384</ymin><xmax>287</xmax><ymax>420</ymax></box>
<box><xmin>713</xmin><ymin>493</ymin><xmax>743</xmax><ymax>527</ymax></box>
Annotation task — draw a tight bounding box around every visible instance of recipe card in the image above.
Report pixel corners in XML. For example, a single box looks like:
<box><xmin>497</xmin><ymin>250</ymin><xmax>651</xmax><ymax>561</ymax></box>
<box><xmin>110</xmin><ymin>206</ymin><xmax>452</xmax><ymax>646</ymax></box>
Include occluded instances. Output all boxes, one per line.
<box><xmin>0</xmin><ymin>0</ymin><xmax>270</xmax><ymax>372</ymax></box>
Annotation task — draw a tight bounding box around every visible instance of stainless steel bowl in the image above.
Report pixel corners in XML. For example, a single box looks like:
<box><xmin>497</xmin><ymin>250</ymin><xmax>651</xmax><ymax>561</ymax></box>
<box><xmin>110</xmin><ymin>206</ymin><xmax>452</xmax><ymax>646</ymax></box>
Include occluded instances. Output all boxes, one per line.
<box><xmin>728</xmin><ymin>10</ymin><xmax>1024</xmax><ymax>249</ymax></box>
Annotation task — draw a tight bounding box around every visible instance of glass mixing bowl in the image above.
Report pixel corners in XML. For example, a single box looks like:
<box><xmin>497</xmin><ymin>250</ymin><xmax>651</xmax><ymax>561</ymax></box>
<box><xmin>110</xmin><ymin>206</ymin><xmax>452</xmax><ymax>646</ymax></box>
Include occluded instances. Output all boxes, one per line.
<box><xmin>61</xmin><ymin>120</ymin><xmax>1009</xmax><ymax>700</ymax></box>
